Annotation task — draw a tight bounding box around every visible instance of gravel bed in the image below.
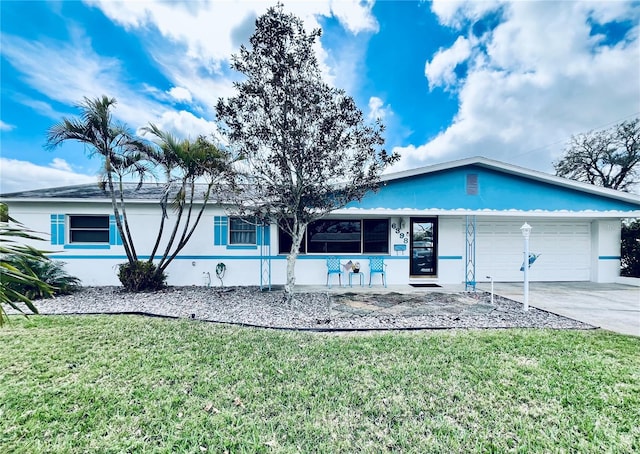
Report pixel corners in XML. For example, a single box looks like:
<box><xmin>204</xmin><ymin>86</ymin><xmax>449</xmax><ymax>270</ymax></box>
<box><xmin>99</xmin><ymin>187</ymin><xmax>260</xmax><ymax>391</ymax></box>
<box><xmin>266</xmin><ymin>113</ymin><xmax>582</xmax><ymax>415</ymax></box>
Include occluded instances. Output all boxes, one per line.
<box><xmin>10</xmin><ymin>286</ymin><xmax>595</xmax><ymax>331</ymax></box>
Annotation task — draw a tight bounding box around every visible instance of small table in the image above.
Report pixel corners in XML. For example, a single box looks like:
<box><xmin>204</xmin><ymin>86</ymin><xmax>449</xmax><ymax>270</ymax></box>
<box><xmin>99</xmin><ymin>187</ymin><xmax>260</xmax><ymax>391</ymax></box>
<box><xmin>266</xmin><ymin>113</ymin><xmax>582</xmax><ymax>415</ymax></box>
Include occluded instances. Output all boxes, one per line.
<box><xmin>349</xmin><ymin>271</ymin><xmax>364</xmax><ymax>287</ymax></box>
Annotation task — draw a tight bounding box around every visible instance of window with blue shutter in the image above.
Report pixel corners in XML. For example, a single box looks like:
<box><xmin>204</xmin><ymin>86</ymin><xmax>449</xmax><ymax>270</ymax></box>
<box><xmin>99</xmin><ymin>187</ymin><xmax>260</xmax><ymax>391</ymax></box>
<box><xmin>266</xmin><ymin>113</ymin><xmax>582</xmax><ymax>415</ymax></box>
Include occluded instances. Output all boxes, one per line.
<box><xmin>51</xmin><ymin>214</ymin><xmax>116</xmax><ymax>249</ymax></box>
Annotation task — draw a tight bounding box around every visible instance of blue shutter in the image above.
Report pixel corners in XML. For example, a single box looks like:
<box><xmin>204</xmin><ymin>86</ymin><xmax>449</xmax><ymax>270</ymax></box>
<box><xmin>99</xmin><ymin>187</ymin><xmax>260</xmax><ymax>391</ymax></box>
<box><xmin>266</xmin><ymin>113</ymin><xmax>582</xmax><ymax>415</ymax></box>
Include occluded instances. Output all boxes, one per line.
<box><xmin>109</xmin><ymin>215</ymin><xmax>123</xmax><ymax>246</ymax></box>
<box><xmin>214</xmin><ymin>216</ymin><xmax>228</xmax><ymax>246</ymax></box>
<box><xmin>50</xmin><ymin>214</ymin><xmax>65</xmax><ymax>245</ymax></box>
<box><xmin>257</xmin><ymin>223</ymin><xmax>270</xmax><ymax>246</ymax></box>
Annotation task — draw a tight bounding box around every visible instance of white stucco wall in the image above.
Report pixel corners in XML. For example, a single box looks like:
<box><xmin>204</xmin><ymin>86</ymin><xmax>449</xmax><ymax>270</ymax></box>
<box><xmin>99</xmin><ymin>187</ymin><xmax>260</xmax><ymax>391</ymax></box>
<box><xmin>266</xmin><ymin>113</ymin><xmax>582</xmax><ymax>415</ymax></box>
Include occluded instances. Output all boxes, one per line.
<box><xmin>590</xmin><ymin>219</ymin><xmax>622</xmax><ymax>283</ymax></box>
<box><xmin>435</xmin><ymin>217</ymin><xmax>466</xmax><ymax>285</ymax></box>
<box><xmin>3</xmin><ymin>200</ymin><xmax>630</xmax><ymax>287</ymax></box>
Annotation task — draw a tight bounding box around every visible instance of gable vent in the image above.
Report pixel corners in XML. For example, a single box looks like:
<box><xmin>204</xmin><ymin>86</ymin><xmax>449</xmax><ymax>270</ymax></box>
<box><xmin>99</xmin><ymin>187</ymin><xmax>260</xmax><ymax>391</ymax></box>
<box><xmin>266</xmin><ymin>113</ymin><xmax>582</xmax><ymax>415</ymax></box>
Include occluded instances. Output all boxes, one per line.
<box><xmin>466</xmin><ymin>174</ymin><xmax>478</xmax><ymax>195</ymax></box>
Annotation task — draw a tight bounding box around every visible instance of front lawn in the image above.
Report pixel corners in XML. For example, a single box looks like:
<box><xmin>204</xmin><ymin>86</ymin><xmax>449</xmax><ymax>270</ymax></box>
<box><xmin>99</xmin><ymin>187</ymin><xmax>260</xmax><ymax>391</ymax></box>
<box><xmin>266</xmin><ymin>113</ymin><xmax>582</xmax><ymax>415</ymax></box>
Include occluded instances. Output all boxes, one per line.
<box><xmin>1</xmin><ymin>316</ymin><xmax>638</xmax><ymax>453</ymax></box>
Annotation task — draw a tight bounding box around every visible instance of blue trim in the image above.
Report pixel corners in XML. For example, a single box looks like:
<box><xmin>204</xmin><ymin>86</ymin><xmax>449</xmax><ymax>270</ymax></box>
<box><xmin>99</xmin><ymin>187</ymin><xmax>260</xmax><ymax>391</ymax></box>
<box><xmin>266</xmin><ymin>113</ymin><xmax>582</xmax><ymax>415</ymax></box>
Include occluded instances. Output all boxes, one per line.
<box><xmin>226</xmin><ymin>245</ymin><xmax>258</xmax><ymax>250</ymax></box>
<box><xmin>173</xmin><ymin>255</ymin><xmax>263</xmax><ymax>260</ymax></box>
<box><xmin>47</xmin><ymin>254</ymin><xmax>410</xmax><ymax>261</ymax></box>
<box><xmin>64</xmin><ymin>244</ymin><xmax>111</xmax><ymax>250</ymax></box>
<box><xmin>213</xmin><ymin>216</ymin><xmax>228</xmax><ymax>246</ymax></box>
<box><xmin>598</xmin><ymin>256</ymin><xmax>621</xmax><ymax>260</ymax></box>
<box><xmin>296</xmin><ymin>254</ymin><xmax>406</xmax><ymax>260</ymax></box>
<box><xmin>50</xmin><ymin>255</ymin><xmax>129</xmax><ymax>260</ymax></box>
<box><xmin>109</xmin><ymin>215</ymin><xmax>123</xmax><ymax>246</ymax></box>
<box><xmin>50</xmin><ymin>214</ymin><xmax>65</xmax><ymax>245</ymax></box>
<box><xmin>257</xmin><ymin>223</ymin><xmax>270</xmax><ymax>246</ymax></box>
<box><xmin>439</xmin><ymin>255</ymin><xmax>463</xmax><ymax>260</ymax></box>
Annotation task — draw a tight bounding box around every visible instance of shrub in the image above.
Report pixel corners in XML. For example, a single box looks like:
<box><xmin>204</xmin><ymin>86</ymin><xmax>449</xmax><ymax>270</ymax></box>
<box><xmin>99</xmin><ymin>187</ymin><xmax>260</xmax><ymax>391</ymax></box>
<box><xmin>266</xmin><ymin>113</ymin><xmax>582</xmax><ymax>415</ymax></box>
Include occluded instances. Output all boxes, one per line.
<box><xmin>117</xmin><ymin>261</ymin><xmax>166</xmax><ymax>292</ymax></box>
<box><xmin>4</xmin><ymin>258</ymin><xmax>80</xmax><ymax>299</ymax></box>
<box><xmin>621</xmin><ymin>219</ymin><xmax>640</xmax><ymax>278</ymax></box>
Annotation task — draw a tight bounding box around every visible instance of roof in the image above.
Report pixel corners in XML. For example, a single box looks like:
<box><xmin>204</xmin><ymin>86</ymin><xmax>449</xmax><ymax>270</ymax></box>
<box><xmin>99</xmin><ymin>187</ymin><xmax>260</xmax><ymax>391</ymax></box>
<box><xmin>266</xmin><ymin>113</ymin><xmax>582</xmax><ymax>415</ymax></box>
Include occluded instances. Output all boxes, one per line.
<box><xmin>0</xmin><ymin>182</ymin><xmax>224</xmax><ymax>203</ymax></box>
<box><xmin>1</xmin><ymin>183</ymin><xmax>162</xmax><ymax>201</ymax></box>
<box><xmin>2</xmin><ymin>156</ymin><xmax>639</xmax><ymax>211</ymax></box>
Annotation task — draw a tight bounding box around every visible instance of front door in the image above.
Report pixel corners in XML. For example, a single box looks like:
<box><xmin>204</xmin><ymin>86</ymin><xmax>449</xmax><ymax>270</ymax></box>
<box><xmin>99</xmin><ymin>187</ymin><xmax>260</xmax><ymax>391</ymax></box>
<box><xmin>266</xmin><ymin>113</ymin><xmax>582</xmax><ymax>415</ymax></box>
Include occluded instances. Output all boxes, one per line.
<box><xmin>410</xmin><ymin>217</ymin><xmax>437</xmax><ymax>277</ymax></box>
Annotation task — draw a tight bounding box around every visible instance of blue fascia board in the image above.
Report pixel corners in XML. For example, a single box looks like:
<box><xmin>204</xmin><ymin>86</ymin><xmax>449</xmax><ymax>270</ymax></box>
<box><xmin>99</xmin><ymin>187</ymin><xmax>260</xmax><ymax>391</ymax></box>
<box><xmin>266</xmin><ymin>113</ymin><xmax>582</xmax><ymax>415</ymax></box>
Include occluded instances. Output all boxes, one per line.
<box><xmin>347</xmin><ymin>165</ymin><xmax>640</xmax><ymax>212</ymax></box>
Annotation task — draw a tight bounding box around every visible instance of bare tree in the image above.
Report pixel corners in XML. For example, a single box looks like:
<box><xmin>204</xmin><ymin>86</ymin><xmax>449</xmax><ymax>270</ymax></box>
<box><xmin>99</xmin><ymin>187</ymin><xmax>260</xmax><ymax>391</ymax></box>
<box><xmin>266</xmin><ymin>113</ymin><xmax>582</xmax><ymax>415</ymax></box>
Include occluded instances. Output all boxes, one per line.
<box><xmin>554</xmin><ymin>118</ymin><xmax>639</xmax><ymax>191</ymax></box>
<box><xmin>215</xmin><ymin>4</ymin><xmax>398</xmax><ymax>296</ymax></box>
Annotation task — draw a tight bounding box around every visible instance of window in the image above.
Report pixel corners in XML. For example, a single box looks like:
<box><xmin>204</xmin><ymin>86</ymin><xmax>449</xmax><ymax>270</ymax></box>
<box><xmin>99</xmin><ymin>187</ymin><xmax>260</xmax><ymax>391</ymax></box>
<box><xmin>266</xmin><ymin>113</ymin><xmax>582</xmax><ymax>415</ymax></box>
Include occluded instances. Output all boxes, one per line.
<box><xmin>308</xmin><ymin>220</ymin><xmax>361</xmax><ymax>253</ymax></box>
<box><xmin>69</xmin><ymin>215</ymin><xmax>109</xmax><ymax>243</ymax></box>
<box><xmin>363</xmin><ymin>219</ymin><xmax>389</xmax><ymax>253</ymax></box>
<box><xmin>278</xmin><ymin>220</ymin><xmax>306</xmax><ymax>254</ymax></box>
<box><xmin>229</xmin><ymin>217</ymin><xmax>256</xmax><ymax>245</ymax></box>
<box><xmin>278</xmin><ymin>218</ymin><xmax>389</xmax><ymax>254</ymax></box>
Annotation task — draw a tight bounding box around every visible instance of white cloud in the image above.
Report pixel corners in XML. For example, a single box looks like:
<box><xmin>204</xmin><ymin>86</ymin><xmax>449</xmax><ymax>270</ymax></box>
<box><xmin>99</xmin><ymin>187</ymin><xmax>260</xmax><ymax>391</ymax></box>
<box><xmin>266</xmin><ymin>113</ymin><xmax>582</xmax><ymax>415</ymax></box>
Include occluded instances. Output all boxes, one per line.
<box><xmin>0</xmin><ymin>31</ymin><xmax>164</xmax><ymax>129</ymax></box>
<box><xmin>0</xmin><ymin>120</ymin><xmax>15</xmax><ymax>131</ymax></box>
<box><xmin>367</xmin><ymin>96</ymin><xmax>388</xmax><ymax>121</ymax></box>
<box><xmin>393</xmin><ymin>1</ymin><xmax>640</xmax><ymax>174</ymax></box>
<box><xmin>0</xmin><ymin>158</ymin><xmax>96</xmax><ymax>194</ymax></box>
<box><xmin>328</xmin><ymin>0</ymin><xmax>379</xmax><ymax>34</ymax></box>
<box><xmin>17</xmin><ymin>97</ymin><xmax>67</xmax><ymax>120</ymax></box>
<box><xmin>85</xmin><ymin>0</ymin><xmax>377</xmax><ymax>62</ymax></box>
<box><xmin>146</xmin><ymin>110</ymin><xmax>219</xmax><ymax>140</ymax></box>
<box><xmin>84</xmin><ymin>0</ymin><xmax>260</xmax><ymax>65</ymax></box>
<box><xmin>425</xmin><ymin>36</ymin><xmax>471</xmax><ymax>90</ymax></box>
<box><xmin>167</xmin><ymin>86</ymin><xmax>193</xmax><ymax>103</ymax></box>
<box><xmin>49</xmin><ymin>158</ymin><xmax>73</xmax><ymax>172</ymax></box>
<box><xmin>85</xmin><ymin>0</ymin><xmax>378</xmax><ymax>93</ymax></box>
<box><xmin>431</xmin><ymin>0</ymin><xmax>504</xmax><ymax>29</ymax></box>
<box><xmin>150</xmin><ymin>52</ymin><xmax>237</xmax><ymax>116</ymax></box>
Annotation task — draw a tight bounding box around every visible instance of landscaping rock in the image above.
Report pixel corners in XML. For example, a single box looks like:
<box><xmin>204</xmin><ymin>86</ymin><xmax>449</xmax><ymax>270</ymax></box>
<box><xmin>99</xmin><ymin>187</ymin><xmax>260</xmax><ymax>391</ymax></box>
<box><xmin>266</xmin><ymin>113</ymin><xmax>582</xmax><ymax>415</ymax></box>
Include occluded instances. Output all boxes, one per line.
<box><xmin>16</xmin><ymin>286</ymin><xmax>595</xmax><ymax>332</ymax></box>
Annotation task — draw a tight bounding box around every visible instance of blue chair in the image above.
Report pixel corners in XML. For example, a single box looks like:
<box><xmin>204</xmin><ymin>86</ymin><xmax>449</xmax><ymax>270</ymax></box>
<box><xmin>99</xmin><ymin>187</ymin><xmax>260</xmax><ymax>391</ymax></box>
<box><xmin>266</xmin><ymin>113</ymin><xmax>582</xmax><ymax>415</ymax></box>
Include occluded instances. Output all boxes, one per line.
<box><xmin>326</xmin><ymin>257</ymin><xmax>343</xmax><ymax>288</ymax></box>
<box><xmin>368</xmin><ymin>256</ymin><xmax>387</xmax><ymax>287</ymax></box>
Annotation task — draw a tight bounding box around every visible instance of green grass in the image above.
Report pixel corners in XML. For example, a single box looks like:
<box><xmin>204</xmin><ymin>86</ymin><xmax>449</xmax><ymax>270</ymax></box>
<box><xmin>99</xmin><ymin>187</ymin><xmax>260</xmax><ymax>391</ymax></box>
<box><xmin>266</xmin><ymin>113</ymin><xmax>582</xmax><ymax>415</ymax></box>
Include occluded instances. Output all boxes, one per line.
<box><xmin>1</xmin><ymin>316</ymin><xmax>638</xmax><ymax>453</ymax></box>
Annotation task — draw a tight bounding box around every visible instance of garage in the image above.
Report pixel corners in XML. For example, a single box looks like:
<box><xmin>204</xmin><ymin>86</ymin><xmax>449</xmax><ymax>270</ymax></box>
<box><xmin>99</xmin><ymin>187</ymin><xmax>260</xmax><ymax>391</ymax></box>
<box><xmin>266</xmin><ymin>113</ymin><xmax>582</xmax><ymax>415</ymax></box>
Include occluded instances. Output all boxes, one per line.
<box><xmin>475</xmin><ymin>219</ymin><xmax>591</xmax><ymax>282</ymax></box>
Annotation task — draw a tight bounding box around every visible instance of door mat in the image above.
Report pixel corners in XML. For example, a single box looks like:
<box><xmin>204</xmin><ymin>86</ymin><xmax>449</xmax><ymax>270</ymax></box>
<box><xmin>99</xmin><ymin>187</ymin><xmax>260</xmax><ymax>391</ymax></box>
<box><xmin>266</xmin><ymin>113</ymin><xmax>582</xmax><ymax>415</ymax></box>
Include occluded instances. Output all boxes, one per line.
<box><xmin>409</xmin><ymin>283</ymin><xmax>441</xmax><ymax>288</ymax></box>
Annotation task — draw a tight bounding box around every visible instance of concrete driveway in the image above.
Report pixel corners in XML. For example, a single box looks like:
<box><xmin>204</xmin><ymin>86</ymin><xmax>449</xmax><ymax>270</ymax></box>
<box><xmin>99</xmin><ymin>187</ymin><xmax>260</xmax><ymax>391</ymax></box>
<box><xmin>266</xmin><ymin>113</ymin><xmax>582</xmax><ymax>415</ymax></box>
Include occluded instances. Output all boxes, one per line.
<box><xmin>477</xmin><ymin>282</ymin><xmax>640</xmax><ymax>336</ymax></box>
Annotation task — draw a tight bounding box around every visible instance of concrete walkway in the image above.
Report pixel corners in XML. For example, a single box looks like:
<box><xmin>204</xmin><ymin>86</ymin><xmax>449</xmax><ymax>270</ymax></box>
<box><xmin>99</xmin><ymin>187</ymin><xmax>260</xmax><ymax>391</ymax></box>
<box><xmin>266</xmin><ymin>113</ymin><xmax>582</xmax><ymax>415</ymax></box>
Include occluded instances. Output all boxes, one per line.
<box><xmin>303</xmin><ymin>281</ymin><xmax>640</xmax><ymax>336</ymax></box>
<box><xmin>476</xmin><ymin>282</ymin><xmax>640</xmax><ymax>337</ymax></box>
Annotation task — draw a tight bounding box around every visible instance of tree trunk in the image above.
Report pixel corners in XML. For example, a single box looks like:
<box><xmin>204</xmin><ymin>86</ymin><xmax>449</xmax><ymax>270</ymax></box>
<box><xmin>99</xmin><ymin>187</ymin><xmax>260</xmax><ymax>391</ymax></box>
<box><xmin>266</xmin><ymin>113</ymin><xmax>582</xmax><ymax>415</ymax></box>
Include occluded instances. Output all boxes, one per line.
<box><xmin>285</xmin><ymin>251</ymin><xmax>298</xmax><ymax>297</ymax></box>
<box><xmin>117</xmin><ymin>176</ymin><xmax>137</xmax><ymax>261</ymax></box>
<box><xmin>106</xmin><ymin>166</ymin><xmax>135</xmax><ymax>264</ymax></box>
<box><xmin>284</xmin><ymin>222</ymin><xmax>306</xmax><ymax>297</ymax></box>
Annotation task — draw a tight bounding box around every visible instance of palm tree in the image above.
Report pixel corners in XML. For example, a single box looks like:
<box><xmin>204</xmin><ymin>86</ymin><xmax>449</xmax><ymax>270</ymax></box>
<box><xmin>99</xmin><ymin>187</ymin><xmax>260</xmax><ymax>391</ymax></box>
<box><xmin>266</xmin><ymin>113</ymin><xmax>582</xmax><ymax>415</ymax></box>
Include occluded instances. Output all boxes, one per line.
<box><xmin>46</xmin><ymin>96</ymin><xmax>153</xmax><ymax>265</ymax></box>
<box><xmin>1</xmin><ymin>218</ymin><xmax>51</xmax><ymax>326</ymax></box>
<box><xmin>142</xmin><ymin>124</ymin><xmax>234</xmax><ymax>274</ymax></box>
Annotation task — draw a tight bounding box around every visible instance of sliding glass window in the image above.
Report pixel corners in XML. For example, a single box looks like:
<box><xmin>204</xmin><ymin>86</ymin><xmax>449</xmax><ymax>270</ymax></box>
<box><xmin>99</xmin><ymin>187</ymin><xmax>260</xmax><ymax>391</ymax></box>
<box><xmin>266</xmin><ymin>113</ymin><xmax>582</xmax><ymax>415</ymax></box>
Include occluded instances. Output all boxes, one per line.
<box><xmin>279</xmin><ymin>219</ymin><xmax>389</xmax><ymax>254</ymax></box>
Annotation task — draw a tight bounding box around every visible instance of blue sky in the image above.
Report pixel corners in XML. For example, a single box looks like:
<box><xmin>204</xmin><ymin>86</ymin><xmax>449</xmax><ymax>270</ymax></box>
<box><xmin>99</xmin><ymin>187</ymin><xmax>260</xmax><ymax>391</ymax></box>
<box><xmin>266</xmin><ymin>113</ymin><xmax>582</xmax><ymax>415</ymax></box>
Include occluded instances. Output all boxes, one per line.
<box><xmin>1</xmin><ymin>0</ymin><xmax>639</xmax><ymax>193</ymax></box>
